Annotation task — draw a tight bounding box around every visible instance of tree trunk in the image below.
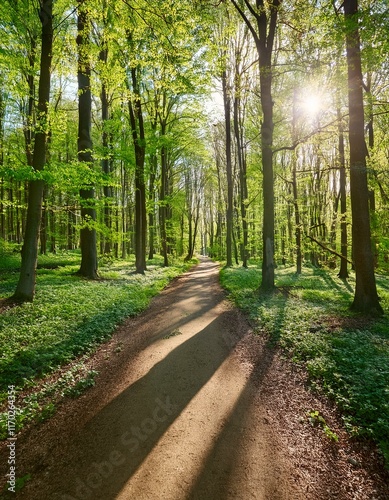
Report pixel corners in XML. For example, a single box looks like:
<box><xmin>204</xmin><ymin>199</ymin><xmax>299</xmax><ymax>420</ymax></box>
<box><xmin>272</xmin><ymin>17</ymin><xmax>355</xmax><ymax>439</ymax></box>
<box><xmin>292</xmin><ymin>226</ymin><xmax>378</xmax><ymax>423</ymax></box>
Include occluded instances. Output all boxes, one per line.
<box><xmin>0</xmin><ymin>179</ymin><xmax>4</xmax><ymax>240</ymax></box>
<box><xmin>128</xmin><ymin>64</ymin><xmax>147</xmax><ymax>274</ymax></box>
<box><xmin>13</xmin><ymin>0</ymin><xmax>53</xmax><ymax>301</ymax></box>
<box><xmin>260</xmin><ymin>71</ymin><xmax>275</xmax><ymax>289</ymax></box>
<box><xmin>159</xmin><ymin>142</ymin><xmax>169</xmax><ymax>267</ymax></box>
<box><xmin>292</xmin><ymin>91</ymin><xmax>301</xmax><ymax>274</ymax></box>
<box><xmin>230</xmin><ymin>0</ymin><xmax>280</xmax><ymax>289</ymax></box>
<box><xmin>292</xmin><ymin>160</ymin><xmax>302</xmax><ymax>274</ymax></box>
<box><xmin>76</xmin><ymin>0</ymin><xmax>98</xmax><ymax>279</ymax></box>
<box><xmin>0</xmin><ymin>93</ymin><xmax>5</xmax><ymax>240</ymax></box>
<box><xmin>222</xmin><ymin>68</ymin><xmax>233</xmax><ymax>267</ymax></box>
<box><xmin>234</xmin><ymin>95</ymin><xmax>248</xmax><ymax>268</ymax></box>
<box><xmin>22</xmin><ymin>34</ymin><xmax>37</xmax><ymax>171</ymax></box>
<box><xmin>40</xmin><ymin>188</ymin><xmax>48</xmax><ymax>255</ymax></box>
<box><xmin>101</xmin><ymin>49</ymin><xmax>112</xmax><ymax>255</ymax></box>
<box><xmin>191</xmin><ymin>201</ymin><xmax>200</xmax><ymax>259</ymax></box>
<box><xmin>148</xmin><ymin>153</ymin><xmax>157</xmax><ymax>260</ymax></box>
<box><xmin>337</xmin><ymin>106</ymin><xmax>349</xmax><ymax>279</ymax></box>
<box><xmin>344</xmin><ymin>0</ymin><xmax>382</xmax><ymax>314</ymax></box>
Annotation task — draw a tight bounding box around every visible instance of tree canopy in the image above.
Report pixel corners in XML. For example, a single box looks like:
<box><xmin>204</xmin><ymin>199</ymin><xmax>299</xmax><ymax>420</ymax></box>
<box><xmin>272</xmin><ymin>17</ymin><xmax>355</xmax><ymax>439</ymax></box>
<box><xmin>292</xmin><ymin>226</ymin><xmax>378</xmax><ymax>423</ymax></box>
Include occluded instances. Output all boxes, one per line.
<box><xmin>0</xmin><ymin>0</ymin><xmax>388</xmax><ymax>313</ymax></box>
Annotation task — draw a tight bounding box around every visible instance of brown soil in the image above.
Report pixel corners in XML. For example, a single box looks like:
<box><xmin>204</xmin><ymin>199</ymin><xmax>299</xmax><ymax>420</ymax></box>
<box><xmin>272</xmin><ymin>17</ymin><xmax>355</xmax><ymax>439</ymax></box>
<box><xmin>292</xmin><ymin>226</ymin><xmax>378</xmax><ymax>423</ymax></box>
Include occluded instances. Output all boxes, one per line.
<box><xmin>1</xmin><ymin>258</ymin><xmax>388</xmax><ymax>499</ymax></box>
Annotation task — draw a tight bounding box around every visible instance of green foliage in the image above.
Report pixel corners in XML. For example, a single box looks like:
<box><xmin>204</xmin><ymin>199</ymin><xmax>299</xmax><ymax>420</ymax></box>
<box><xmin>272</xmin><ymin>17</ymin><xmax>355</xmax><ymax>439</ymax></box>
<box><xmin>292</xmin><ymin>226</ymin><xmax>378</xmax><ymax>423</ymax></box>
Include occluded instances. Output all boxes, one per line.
<box><xmin>62</xmin><ymin>370</ymin><xmax>98</xmax><ymax>399</ymax></box>
<box><xmin>307</xmin><ymin>410</ymin><xmax>339</xmax><ymax>442</ymax></box>
<box><xmin>220</xmin><ymin>263</ymin><xmax>389</xmax><ymax>466</ymax></box>
<box><xmin>0</xmin><ymin>363</ymin><xmax>99</xmax><ymax>439</ymax></box>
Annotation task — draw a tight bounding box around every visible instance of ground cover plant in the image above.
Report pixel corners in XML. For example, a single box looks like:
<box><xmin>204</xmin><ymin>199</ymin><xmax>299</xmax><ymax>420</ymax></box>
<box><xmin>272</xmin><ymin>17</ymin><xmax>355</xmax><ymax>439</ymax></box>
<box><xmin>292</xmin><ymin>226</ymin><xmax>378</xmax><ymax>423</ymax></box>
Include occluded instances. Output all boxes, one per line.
<box><xmin>0</xmin><ymin>245</ymin><xmax>196</xmax><ymax>437</ymax></box>
<box><xmin>220</xmin><ymin>263</ymin><xmax>389</xmax><ymax>467</ymax></box>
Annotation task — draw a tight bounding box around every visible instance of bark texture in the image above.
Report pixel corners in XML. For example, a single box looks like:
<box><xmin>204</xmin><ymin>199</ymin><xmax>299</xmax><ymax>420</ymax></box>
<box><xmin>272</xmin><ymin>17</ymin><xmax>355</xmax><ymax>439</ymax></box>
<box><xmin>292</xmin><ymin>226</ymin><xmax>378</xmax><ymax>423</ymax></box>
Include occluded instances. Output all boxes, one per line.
<box><xmin>13</xmin><ymin>0</ymin><xmax>53</xmax><ymax>301</ymax></box>
<box><xmin>76</xmin><ymin>0</ymin><xmax>98</xmax><ymax>279</ymax></box>
<box><xmin>344</xmin><ymin>0</ymin><xmax>382</xmax><ymax>314</ymax></box>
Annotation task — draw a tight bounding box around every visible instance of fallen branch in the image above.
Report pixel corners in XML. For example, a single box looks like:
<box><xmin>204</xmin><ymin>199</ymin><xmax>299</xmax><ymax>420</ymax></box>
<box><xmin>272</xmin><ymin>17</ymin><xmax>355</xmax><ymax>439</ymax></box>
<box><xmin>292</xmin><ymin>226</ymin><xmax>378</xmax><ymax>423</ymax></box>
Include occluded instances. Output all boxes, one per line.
<box><xmin>305</xmin><ymin>234</ymin><xmax>353</xmax><ymax>265</ymax></box>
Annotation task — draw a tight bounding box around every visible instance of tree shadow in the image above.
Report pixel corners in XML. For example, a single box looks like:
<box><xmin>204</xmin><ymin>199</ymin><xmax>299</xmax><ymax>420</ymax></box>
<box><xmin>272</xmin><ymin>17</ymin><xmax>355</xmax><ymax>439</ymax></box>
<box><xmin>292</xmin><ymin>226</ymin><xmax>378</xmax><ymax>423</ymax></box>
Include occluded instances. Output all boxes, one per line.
<box><xmin>0</xmin><ymin>297</ymin><xmax>23</xmax><ymax>314</ymax></box>
<box><xmin>33</xmin><ymin>310</ymin><xmax>247</xmax><ymax>499</ymax></box>
<box><xmin>0</xmin><ymin>261</ymin><xmax>222</xmax><ymax>389</ymax></box>
<box><xmin>312</xmin><ymin>267</ymin><xmax>353</xmax><ymax>298</ymax></box>
<box><xmin>186</xmin><ymin>339</ymin><xmax>282</xmax><ymax>500</ymax></box>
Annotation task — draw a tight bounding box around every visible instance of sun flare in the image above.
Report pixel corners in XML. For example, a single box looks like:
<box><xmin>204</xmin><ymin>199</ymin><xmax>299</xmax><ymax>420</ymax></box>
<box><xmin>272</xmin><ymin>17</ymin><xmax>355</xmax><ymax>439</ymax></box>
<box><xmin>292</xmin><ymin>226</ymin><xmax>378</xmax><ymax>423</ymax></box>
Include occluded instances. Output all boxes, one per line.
<box><xmin>301</xmin><ymin>93</ymin><xmax>322</xmax><ymax>118</ymax></box>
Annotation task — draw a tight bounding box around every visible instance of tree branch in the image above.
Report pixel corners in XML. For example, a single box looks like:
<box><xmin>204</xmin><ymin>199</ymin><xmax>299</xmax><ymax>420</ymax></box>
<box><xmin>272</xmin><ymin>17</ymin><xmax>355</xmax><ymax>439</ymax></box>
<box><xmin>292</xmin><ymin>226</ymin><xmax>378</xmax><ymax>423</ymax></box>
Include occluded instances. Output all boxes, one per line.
<box><xmin>306</xmin><ymin>234</ymin><xmax>353</xmax><ymax>265</ymax></box>
<box><xmin>272</xmin><ymin>114</ymin><xmax>348</xmax><ymax>154</ymax></box>
<box><xmin>229</xmin><ymin>0</ymin><xmax>260</xmax><ymax>47</ymax></box>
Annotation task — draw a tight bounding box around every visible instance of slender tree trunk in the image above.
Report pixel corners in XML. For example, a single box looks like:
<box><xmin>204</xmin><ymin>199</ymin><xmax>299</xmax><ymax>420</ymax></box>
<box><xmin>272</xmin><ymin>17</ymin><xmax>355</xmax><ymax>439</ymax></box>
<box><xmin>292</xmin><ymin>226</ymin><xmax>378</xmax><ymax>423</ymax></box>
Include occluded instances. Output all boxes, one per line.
<box><xmin>128</xmin><ymin>64</ymin><xmax>147</xmax><ymax>274</ymax></box>
<box><xmin>191</xmin><ymin>201</ymin><xmax>201</xmax><ymax>259</ymax></box>
<box><xmin>365</xmin><ymin>72</ymin><xmax>379</xmax><ymax>267</ymax></box>
<box><xmin>337</xmin><ymin>107</ymin><xmax>349</xmax><ymax>279</ymax></box>
<box><xmin>13</xmin><ymin>0</ymin><xmax>53</xmax><ymax>301</ymax></box>
<box><xmin>76</xmin><ymin>1</ymin><xmax>98</xmax><ymax>279</ymax></box>
<box><xmin>120</xmin><ymin>161</ymin><xmax>127</xmax><ymax>259</ymax></box>
<box><xmin>50</xmin><ymin>204</ymin><xmax>56</xmax><ymax>253</ymax></box>
<box><xmin>222</xmin><ymin>69</ymin><xmax>233</xmax><ymax>267</ymax></box>
<box><xmin>40</xmin><ymin>188</ymin><xmax>48</xmax><ymax>255</ymax></box>
<box><xmin>180</xmin><ymin>214</ymin><xmax>185</xmax><ymax>257</ymax></box>
<box><xmin>291</xmin><ymin>93</ymin><xmax>302</xmax><ymax>274</ymax></box>
<box><xmin>230</xmin><ymin>0</ymin><xmax>280</xmax><ymax>289</ymax></box>
<box><xmin>0</xmin><ymin>93</ymin><xmax>5</xmax><ymax>240</ymax></box>
<box><xmin>292</xmin><ymin>160</ymin><xmax>302</xmax><ymax>274</ymax></box>
<box><xmin>184</xmin><ymin>168</ymin><xmax>194</xmax><ymax>261</ymax></box>
<box><xmin>260</xmin><ymin>68</ymin><xmax>276</xmax><ymax>289</ymax></box>
<box><xmin>22</xmin><ymin>35</ymin><xmax>37</xmax><ymax>171</ymax></box>
<box><xmin>148</xmin><ymin>154</ymin><xmax>157</xmax><ymax>260</ymax></box>
<box><xmin>159</xmin><ymin>141</ymin><xmax>169</xmax><ymax>267</ymax></box>
<box><xmin>100</xmin><ymin>45</ymin><xmax>112</xmax><ymax>255</ymax></box>
<box><xmin>7</xmin><ymin>184</ymin><xmax>14</xmax><ymax>242</ymax></box>
<box><xmin>344</xmin><ymin>0</ymin><xmax>382</xmax><ymax>314</ymax></box>
<box><xmin>234</xmin><ymin>95</ymin><xmax>248</xmax><ymax>267</ymax></box>
<box><xmin>0</xmin><ymin>179</ymin><xmax>4</xmax><ymax>240</ymax></box>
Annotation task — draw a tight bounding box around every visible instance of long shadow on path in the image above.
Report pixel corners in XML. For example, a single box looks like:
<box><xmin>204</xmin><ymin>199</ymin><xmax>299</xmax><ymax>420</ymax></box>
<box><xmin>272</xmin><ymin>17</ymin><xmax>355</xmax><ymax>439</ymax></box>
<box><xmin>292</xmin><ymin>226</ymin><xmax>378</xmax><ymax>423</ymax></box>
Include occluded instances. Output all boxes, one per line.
<box><xmin>50</xmin><ymin>310</ymin><xmax>243</xmax><ymax>499</ymax></box>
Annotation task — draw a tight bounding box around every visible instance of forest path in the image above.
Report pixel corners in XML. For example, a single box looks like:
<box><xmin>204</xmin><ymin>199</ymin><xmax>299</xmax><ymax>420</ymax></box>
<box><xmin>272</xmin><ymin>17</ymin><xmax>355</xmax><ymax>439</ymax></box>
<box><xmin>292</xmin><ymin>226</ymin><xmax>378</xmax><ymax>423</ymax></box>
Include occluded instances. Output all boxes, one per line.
<box><xmin>2</xmin><ymin>258</ymin><xmax>387</xmax><ymax>499</ymax></box>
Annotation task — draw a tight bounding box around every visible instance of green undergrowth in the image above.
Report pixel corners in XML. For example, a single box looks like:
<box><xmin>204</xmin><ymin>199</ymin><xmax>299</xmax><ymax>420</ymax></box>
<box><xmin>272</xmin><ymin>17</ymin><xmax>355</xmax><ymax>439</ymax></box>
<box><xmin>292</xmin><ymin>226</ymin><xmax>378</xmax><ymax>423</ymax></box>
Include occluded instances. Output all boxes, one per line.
<box><xmin>0</xmin><ymin>249</ymin><xmax>196</xmax><ymax>437</ymax></box>
<box><xmin>220</xmin><ymin>263</ymin><xmax>389</xmax><ymax>466</ymax></box>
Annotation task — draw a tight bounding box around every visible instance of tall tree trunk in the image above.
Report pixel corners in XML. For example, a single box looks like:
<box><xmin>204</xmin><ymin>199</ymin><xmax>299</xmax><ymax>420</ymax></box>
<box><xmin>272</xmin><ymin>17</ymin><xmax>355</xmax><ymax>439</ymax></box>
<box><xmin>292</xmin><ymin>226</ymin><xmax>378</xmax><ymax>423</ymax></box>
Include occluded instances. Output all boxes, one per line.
<box><xmin>100</xmin><ymin>48</ymin><xmax>112</xmax><ymax>254</ymax></box>
<box><xmin>7</xmin><ymin>184</ymin><xmax>14</xmax><ymax>242</ymax></box>
<box><xmin>128</xmin><ymin>65</ymin><xmax>147</xmax><ymax>274</ymax></box>
<box><xmin>234</xmin><ymin>95</ymin><xmax>248</xmax><ymax>268</ymax></box>
<box><xmin>222</xmin><ymin>68</ymin><xmax>233</xmax><ymax>267</ymax></box>
<box><xmin>260</xmin><ymin>70</ymin><xmax>276</xmax><ymax>289</ymax></box>
<box><xmin>292</xmin><ymin>159</ymin><xmax>302</xmax><ymax>274</ymax></box>
<box><xmin>40</xmin><ymin>188</ymin><xmax>48</xmax><ymax>254</ymax></box>
<box><xmin>230</xmin><ymin>0</ymin><xmax>280</xmax><ymax>289</ymax></box>
<box><xmin>191</xmin><ymin>200</ymin><xmax>201</xmax><ymax>260</ymax></box>
<box><xmin>292</xmin><ymin>92</ymin><xmax>302</xmax><ymax>274</ymax></box>
<box><xmin>337</xmin><ymin>106</ymin><xmax>349</xmax><ymax>279</ymax></box>
<box><xmin>13</xmin><ymin>0</ymin><xmax>53</xmax><ymax>301</ymax></box>
<box><xmin>184</xmin><ymin>168</ymin><xmax>193</xmax><ymax>261</ymax></box>
<box><xmin>120</xmin><ymin>161</ymin><xmax>127</xmax><ymax>259</ymax></box>
<box><xmin>0</xmin><ymin>179</ymin><xmax>4</xmax><ymax>240</ymax></box>
<box><xmin>148</xmin><ymin>154</ymin><xmax>157</xmax><ymax>260</ymax></box>
<box><xmin>22</xmin><ymin>34</ymin><xmax>37</xmax><ymax>170</ymax></box>
<box><xmin>0</xmin><ymin>92</ymin><xmax>5</xmax><ymax>240</ymax></box>
<box><xmin>158</xmin><ymin>94</ymin><xmax>175</xmax><ymax>267</ymax></box>
<box><xmin>159</xmin><ymin>141</ymin><xmax>169</xmax><ymax>267</ymax></box>
<box><xmin>344</xmin><ymin>0</ymin><xmax>382</xmax><ymax>314</ymax></box>
<box><xmin>76</xmin><ymin>0</ymin><xmax>98</xmax><ymax>279</ymax></box>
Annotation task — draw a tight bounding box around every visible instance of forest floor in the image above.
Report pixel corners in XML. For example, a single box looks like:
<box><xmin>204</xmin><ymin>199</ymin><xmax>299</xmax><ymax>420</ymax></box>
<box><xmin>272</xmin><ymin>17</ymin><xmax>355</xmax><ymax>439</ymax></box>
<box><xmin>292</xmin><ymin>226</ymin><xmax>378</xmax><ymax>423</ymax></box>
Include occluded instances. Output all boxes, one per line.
<box><xmin>0</xmin><ymin>257</ymin><xmax>388</xmax><ymax>499</ymax></box>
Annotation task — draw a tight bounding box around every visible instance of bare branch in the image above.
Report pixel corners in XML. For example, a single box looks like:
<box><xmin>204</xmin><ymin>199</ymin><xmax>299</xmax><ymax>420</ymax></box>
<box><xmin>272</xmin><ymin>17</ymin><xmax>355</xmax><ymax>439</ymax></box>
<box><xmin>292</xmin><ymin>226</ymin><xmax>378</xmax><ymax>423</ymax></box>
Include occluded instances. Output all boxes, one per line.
<box><xmin>306</xmin><ymin>234</ymin><xmax>353</xmax><ymax>265</ymax></box>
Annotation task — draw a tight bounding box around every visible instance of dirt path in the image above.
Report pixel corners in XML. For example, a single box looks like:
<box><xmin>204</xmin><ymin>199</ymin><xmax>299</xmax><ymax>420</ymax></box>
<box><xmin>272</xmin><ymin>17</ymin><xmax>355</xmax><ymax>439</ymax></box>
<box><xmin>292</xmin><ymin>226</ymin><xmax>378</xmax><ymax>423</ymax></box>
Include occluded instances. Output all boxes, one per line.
<box><xmin>1</xmin><ymin>258</ymin><xmax>388</xmax><ymax>499</ymax></box>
